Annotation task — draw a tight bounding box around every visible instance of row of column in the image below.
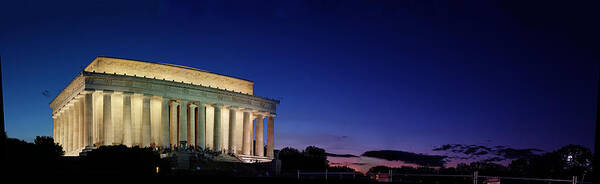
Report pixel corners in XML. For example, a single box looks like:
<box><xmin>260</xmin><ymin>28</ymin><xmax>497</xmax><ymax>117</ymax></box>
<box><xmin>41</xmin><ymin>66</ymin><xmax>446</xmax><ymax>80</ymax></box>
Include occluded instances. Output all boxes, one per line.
<box><xmin>53</xmin><ymin>90</ymin><xmax>275</xmax><ymax>158</ymax></box>
<box><xmin>53</xmin><ymin>93</ymin><xmax>88</xmax><ymax>156</ymax></box>
<box><xmin>167</xmin><ymin>101</ymin><xmax>275</xmax><ymax>157</ymax></box>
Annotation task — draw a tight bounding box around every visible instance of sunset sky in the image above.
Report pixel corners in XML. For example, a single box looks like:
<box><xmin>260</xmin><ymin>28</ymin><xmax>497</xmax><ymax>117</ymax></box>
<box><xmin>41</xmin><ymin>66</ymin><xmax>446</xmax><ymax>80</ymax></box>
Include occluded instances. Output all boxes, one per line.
<box><xmin>1</xmin><ymin>0</ymin><xmax>599</xmax><ymax>168</ymax></box>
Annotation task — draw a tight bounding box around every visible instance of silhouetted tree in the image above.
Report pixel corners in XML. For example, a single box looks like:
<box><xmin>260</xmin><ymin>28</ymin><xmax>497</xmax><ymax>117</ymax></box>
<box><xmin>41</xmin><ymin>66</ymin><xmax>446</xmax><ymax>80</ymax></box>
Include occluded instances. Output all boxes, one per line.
<box><xmin>555</xmin><ymin>144</ymin><xmax>592</xmax><ymax>177</ymax></box>
<box><xmin>508</xmin><ymin>157</ymin><xmax>531</xmax><ymax>176</ymax></box>
<box><xmin>34</xmin><ymin>136</ymin><xmax>63</xmax><ymax>158</ymax></box>
<box><xmin>328</xmin><ymin>166</ymin><xmax>356</xmax><ymax>172</ymax></box>
<box><xmin>468</xmin><ymin>161</ymin><xmax>509</xmax><ymax>176</ymax></box>
<box><xmin>303</xmin><ymin>146</ymin><xmax>328</xmax><ymax>171</ymax></box>
<box><xmin>5</xmin><ymin>136</ymin><xmax>63</xmax><ymax>175</ymax></box>
<box><xmin>368</xmin><ymin>165</ymin><xmax>391</xmax><ymax>173</ymax></box>
<box><xmin>83</xmin><ymin>145</ymin><xmax>160</xmax><ymax>175</ymax></box>
<box><xmin>279</xmin><ymin>147</ymin><xmax>302</xmax><ymax>172</ymax></box>
<box><xmin>506</xmin><ymin>144</ymin><xmax>592</xmax><ymax>179</ymax></box>
<box><xmin>278</xmin><ymin>146</ymin><xmax>330</xmax><ymax>173</ymax></box>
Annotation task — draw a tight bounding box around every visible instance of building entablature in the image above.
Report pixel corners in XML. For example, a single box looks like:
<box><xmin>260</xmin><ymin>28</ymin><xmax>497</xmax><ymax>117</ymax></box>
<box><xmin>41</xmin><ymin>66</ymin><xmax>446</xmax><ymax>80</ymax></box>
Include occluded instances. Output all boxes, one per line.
<box><xmin>50</xmin><ymin>71</ymin><xmax>279</xmax><ymax>117</ymax></box>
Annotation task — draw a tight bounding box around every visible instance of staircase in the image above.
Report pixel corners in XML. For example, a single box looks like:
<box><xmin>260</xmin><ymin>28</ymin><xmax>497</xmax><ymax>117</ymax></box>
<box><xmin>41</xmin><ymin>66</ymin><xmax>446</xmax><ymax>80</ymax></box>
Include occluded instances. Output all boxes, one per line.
<box><xmin>78</xmin><ymin>146</ymin><xmax>97</xmax><ymax>156</ymax></box>
<box><xmin>214</xmin><ymin>154</ymin><xmax>243</xmax><ymax>162</ymax></box>
<box><xmin>235</xmin><ymin>154</ymin><xmax>273</xmax><ymax>163</ymax></box>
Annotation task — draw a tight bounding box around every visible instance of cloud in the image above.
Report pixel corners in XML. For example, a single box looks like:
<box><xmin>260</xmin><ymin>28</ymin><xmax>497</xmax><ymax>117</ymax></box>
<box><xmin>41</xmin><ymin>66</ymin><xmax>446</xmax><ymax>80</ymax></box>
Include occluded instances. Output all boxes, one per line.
<box><xmin>361</xmin><ymin>150</ymin><xmax>447</xmax><ymax>167</ymax></box>
<box><xmin>473</xmin><ymin>151</ymin><xmax>488</xmax><ymax>156</ymax></box>
<box><xmin>326</xmin><ymin>152</ymin><xmax>359</xmax><ymax>158</ymax></box>
<box><xmin>432</xmin><ymin>144</ymin><xmax>455</xmax><ymax>151</ymax></box>
<box><xmin>328</xmin><ymin>155</ymin><xmax>421</xmax><ymax>173</ymax></box>
<box><xmin>432</xmin><ymin>143</ymin><xmax>543</xmax><ymax>162</ymax></box>
<box><xmin>335</xmin><ymin>135</ymin><xmax>349</xmax><ymax>141</ymax></box>
<box><xmin>482</xmin><ymin>157</ymin><xmax>505</xmax><ymax>162</ymax></box>
<box><xmin>434</xmin><ymin>144</ymin><xmax>493</xmax><ymax>154</ymax></box>
<box><xmin>495</xmin><ymin>148</ymin><xmax>543</xmax><ymax>159</ymax></box>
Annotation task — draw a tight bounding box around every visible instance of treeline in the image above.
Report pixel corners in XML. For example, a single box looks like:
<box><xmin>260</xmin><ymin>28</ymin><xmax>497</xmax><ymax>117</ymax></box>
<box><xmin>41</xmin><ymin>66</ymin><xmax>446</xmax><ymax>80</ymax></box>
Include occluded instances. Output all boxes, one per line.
<box><xmin>83</xmin><ymin>145</ymin><xmax>161</xmax><ymax>175</ymax></box>
<box><xmin>5</xmin><ymin>136</ymin><xmax>64</xmax><ymax>174</ymax></box>
<box><xmin>4</xmin><ymin>135</ymin><xmax>592</xmax><ymax>180</ymax></box>
<box><xmin>277</xmin><ymin>146</ymin><xmax>356</xmax><ymax>173</ymax></box>
<box><xmin>4</xmin><ymin>136</ymin><xmax>161</xmax><ymax>176</ymax></box>
<box><xmin>368</xmin><ymin>144</ymin><xmax>592</xmax><ymax>180</ymax></box>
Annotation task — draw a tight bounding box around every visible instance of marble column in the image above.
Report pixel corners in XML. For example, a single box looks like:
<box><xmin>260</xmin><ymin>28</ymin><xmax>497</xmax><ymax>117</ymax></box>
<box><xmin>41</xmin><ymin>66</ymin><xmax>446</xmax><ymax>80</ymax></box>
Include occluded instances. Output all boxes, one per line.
<box><xmin>53</xmin><ymin>116</ymin><xmax>57</xmax><ymax>143</ymax></box>
<box><xmin>55</xmin><ymin>114</ymin><xmax>60</xmax><ymax>146</ymax></box>
<box><xmin>142</xmin><ymin>95</ymin><xmax>151</xmax><ymax>147</ymax></box>
<box><xmin>242</xmin><ymin>111</ymin><xmax>251</xmax><ymax>155</ymax></box>
<box><xmin>60</xmin><ymin>114</ymin><xmax>64</xmax><ymax>146</ymax></box>
<box><xmin>64</xmin><ymin>109</ymin><xmax>68</xmax><ymax>154</ymax></box>
<box><xmin>84</xmin><ymin>92</ymin><xmax>93</xmax><ymax>147</ymax></box>
<box><xmin>73</xmin><ymin>99</ymin><xmax>78</xmax><ymax>151</ymax></box>
<box><xmin>63</xmin><ymin>112</ymin><xmax>66</xmax><ymax>149</ymax></box>
<box><xmin>73</xmin><ymin>98</ymin><xmax>80</xmax><ymax>152</ymax></box>
<box><xmin>78</xmin><ymin>97</ymin><xmax>84</xmax><ymax>150</ymax></box>
<box><xmin>57</xmin><ymin>113</ymin><xmax>62</xmax><ymax>148</ymax></box>
<box><xmin>188</xmin><ymin>103</ymin><xmax>197</xmax><ymax>147</ymax></box>
<box><xmin>222</xmin><ymin>107</ymin><xmax>230</xmax><ymax>153</ymax></box>
<box><xmin>111</xmin><ymin>92</ymin><xmax>124</xmax><ymax>145</ymax></box>
<box><xmin>250</xmin><ymin>115</ymin><xmax>256</xmax><ymax>156</ymax></box>
<box><xmin>179</xmin><ymin>100</ymin><xmax>188</xmax><ymax>146</ymax></box>
<box><xmin>61</xmin><ymin>113</ymin><xmax>66</xmax><ymax>149</ymax></box>
<box><xmin>267</xmin><ymin>115</ymin><xmax>275</xmax><ymax>158</ymax></box>
<box><xmin>62</xmin><ymin>113</ymin><xmax>66</xmax><ymax>149</ymax></box>
<box><xmin>68</xmin><ymin>108</ymin><xmax>72</xmax><ymax>153</ymax></box>
<box><xmin>228</xmin><ymin>107</ymin><xmax>238</xmax><ymax>153</ymax></box>
<box><xmin>131</xmin><ymin>94</ymin><xmax>143</xmax><ymax>146</ymax></box>
<box><xmin>169</xmin><ymin>100</ymin><xmax>179</xmax><ymax>148</ymax></box>
<box><xmin>213</xmin><ymin>105</ymin><xmax>222</xmax><ymax>152</ymax></box>
<box><xmin>67</xmin><ymin>104</ymin><xmax>73</xmax><ymax>154</ymax></box>
<box><xmin>161</xmin><ymin>97</ymin><xmax>170</xmax><ymax>148</ymax></box>
<box><xmin>92</xmin><ymin>90</ymin><xmax>104</xmax><ymax>146</ymax></box>
<box><xmin>234</xmin><ymin>110</ymin><xmax>243</xmax><ymax>154</ymax></box>
<box><xmin>255</xmin><ymin>114</ymin><xmax>264</xmax><ymax>157</ymax></box>
<box><xmin>150</xmin><ymin>96</ymin><xmax>162</xmax><ymax>147</ymax></box>
<box><xmin>197</xmin><ymin>103</ymin><xmax>206</xmax><ymax>149</ymax></box>
<box><xmin>63</xmin><ymin>108</ymin><xmax>68</xmax><ymax>153</ymax></box>
<box><xmin>59</xmin><ymin>112</ymin><xmax>63</xmax><ymax>149</ymax></box>
<box><xmin>103</xmin><ymin>92</ymin><xmax>112</xmax><ymax>145</ymax></box>
<box><xmin>67</xmin><ymin>110</ymin><xmax>71</xmax><ymax>151</ymax></box>
<box><xmin>123</xmin><ymin>93</ymin><xmax>132</xmax><ymax>147</ymax></box>
<box><xmin>205</xmin><ymin>105</ymin><xmax>214</xmax><ymax>150</ymax></box>
<box><xmin>54</xmin><ymin>115</ymin><xmax>58</xmax><ymax>145</ymax></box>
<box><xmin>65</xmin><ymin>112</ymin><xmax>69</xmax><ymax>150</ymax></box>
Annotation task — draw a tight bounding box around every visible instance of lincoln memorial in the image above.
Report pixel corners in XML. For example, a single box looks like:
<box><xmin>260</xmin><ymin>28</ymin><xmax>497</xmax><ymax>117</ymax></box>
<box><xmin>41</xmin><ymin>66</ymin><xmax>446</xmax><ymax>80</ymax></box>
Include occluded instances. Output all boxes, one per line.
<box><xmin>50</xmin><ymin>56</ymin><xmax>279</xmax><ymax>163</ymax></box>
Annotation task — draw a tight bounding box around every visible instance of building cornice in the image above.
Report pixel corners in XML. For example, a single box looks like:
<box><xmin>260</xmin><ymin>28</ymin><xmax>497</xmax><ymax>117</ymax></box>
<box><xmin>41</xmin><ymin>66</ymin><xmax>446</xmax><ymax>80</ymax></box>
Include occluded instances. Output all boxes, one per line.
<box><xmin>83</xmin><ymin>71</ymin><xmax>279</xmax><ymax>104</ymax></box>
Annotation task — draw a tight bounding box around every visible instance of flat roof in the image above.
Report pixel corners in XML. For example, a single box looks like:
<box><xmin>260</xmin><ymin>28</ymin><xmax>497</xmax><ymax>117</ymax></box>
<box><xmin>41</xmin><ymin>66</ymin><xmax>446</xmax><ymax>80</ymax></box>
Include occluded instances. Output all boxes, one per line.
<box><xmin>84</xmin><ymin>56</ymin><xmax>255</xmax><ymax>95</ymax></box>
<box><xmin>95</xmin><ymin>56</ymin><xmax>254</xmax><ymax>83</ymax></box>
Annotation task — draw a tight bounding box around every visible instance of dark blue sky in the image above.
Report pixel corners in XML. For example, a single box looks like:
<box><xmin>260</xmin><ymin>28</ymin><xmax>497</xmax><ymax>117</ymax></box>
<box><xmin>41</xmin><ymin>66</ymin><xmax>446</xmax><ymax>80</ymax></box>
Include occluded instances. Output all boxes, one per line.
<box><xmin>1</xmin><ymin>0</ymin><xmax>599</xmax><ymax>156</ymax></box>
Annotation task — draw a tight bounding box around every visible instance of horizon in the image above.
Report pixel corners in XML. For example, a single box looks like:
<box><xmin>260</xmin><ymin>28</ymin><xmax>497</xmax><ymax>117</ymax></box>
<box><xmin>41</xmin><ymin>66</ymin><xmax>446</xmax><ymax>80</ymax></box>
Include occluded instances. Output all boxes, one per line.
<box><xmin>1</xmin><ymin>0</ymin><xmax>599</xmax><ymax>171</ymax></box>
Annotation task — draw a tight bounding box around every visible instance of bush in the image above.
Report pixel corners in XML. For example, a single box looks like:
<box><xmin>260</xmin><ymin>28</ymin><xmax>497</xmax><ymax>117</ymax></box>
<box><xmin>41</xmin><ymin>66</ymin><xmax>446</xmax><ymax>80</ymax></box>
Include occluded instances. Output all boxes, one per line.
<box><xmin>82</xmin><ymin>145</ymin><xmax>160</xmax><ymax>175</ymax></box>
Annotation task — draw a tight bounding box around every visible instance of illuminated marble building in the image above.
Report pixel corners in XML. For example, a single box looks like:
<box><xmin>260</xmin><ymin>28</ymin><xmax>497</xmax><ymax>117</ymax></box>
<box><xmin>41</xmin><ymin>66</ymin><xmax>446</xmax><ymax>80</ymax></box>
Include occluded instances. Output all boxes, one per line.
<box><xmin>50</xmin><ymin>56</ymin><xmax>279</xmax><ymax>162</ymax></box>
